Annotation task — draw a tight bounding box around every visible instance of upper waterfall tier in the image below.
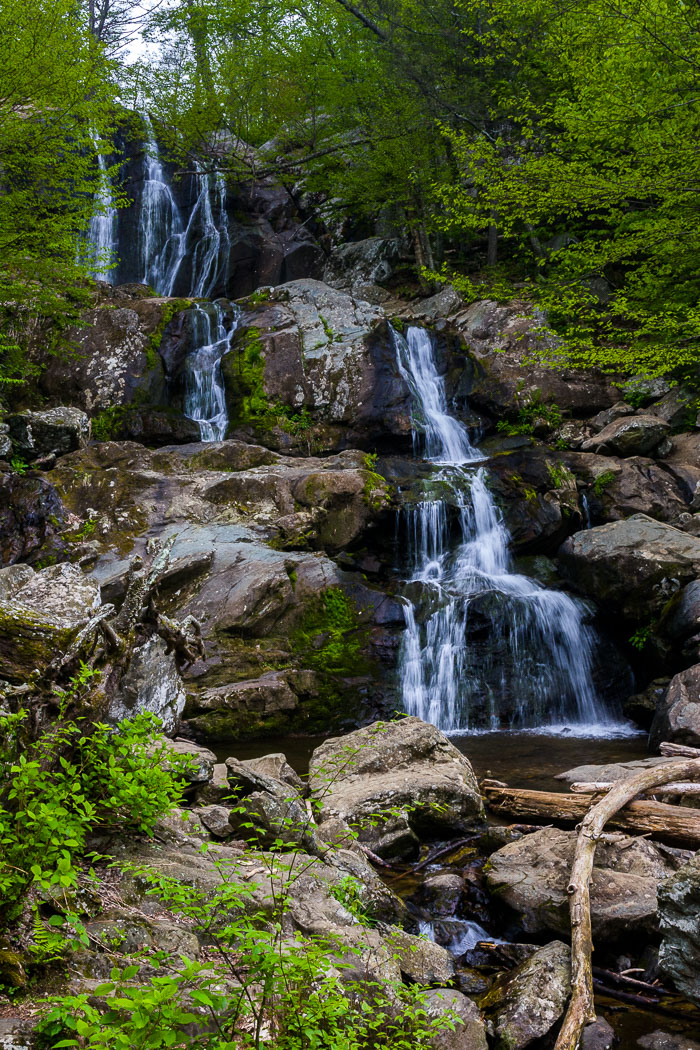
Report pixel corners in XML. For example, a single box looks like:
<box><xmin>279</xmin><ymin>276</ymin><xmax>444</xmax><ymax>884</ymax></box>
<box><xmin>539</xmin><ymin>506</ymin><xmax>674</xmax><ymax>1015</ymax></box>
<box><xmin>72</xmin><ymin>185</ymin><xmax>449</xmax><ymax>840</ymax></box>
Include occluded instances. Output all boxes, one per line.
<box><xmin>392</xmin><ymin>324</ymin><xmax>628</xmax><ymax>735</ymax></box>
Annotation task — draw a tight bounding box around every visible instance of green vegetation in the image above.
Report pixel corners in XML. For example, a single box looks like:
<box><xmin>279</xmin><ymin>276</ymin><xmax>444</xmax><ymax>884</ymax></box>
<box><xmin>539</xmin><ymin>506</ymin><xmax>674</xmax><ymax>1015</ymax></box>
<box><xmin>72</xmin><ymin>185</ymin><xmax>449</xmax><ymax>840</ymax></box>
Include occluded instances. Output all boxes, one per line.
<box><xmin>290</xmin><ymin>587</ymin><xmax>367</xmax><ymax>675</ymax></box>
<box><xmin>497</xmin><ymin>391</ymin><xmax>562</xmax><ymax>437</ymax></box>
<box><xmin>592</xmin><ymin>471</ymin><xmax>617</xmax><ymax>498</ymax></box>
<box><xmin>629</xmin><ymin>625</ymin><xmax>653</xmax><ymax>652</ymax></box>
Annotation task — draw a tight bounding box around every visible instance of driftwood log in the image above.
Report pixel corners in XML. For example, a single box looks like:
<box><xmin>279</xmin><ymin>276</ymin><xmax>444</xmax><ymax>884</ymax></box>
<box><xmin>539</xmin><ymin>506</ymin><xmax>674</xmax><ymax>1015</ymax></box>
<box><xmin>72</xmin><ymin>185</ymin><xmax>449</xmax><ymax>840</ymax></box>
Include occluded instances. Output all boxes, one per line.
<box><xmin>571</xmin><ymin>780</ymin><xmax>700</xmax><ymax>796</ymax></box>
<box><xmin>482</xmin><ymin>784</ymin><xmax>700</xmax><ymax>847</ymax></box>
<box><xmin>552</xmin><ymin>757</ymin><xmax>700</xmax><ymax>1050</ymax></box>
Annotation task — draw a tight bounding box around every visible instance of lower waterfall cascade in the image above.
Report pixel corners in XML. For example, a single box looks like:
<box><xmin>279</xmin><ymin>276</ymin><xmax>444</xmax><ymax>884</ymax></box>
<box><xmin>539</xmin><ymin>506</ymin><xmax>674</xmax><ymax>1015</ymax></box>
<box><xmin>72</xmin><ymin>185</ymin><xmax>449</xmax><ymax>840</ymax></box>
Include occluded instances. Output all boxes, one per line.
<box><xmin>392</xmin><ymin>324</ymin><xmax>629</xmax><ymax>735</ymax></box>
<box><xmin>181</xmin><ymin>303</ymin><xmax>239</xmax><ymax>441</ymax></box>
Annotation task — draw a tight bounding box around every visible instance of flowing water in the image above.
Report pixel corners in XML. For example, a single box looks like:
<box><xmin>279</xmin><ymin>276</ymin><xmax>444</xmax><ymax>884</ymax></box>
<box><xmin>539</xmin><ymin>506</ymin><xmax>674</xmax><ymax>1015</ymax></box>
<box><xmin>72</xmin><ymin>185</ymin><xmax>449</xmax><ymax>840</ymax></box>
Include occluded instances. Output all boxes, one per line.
<box><xmin>86</xmin><ymin>135</ymin><xmax>118</xmax><ymax>282</ymax></box>
<box><xmin>392</xmin><ymin>324</ymin><xmax>628</xmax><ymax>735</ymax></box>
<box><xmin>181</xmin><ymin>303</ymin><xmax>239</xmax><ymax>441</ymax></box>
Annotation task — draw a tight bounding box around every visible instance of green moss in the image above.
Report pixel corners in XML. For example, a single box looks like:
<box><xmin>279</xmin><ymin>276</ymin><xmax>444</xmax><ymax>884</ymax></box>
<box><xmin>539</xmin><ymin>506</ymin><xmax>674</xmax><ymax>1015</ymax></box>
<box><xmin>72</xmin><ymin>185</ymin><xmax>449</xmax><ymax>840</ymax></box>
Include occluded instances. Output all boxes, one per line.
<box><xmin>91</xmin><ymin>404</ymin><xmax>129</xmax><ymax>441</ymax></box>
<box><xmin>290</xmin><ymin>587</ymin><xmax>368</xmax><ymax>675</ymax></box>
<box><xmin>144</xmin><ymin>298</ymin><xmax>192</xmax><ymax>372</ymax></box>
<box><xmin>592</xmin><ymin>470</ymin><xmax>616</xmax><ymax>496</ymax></box>
<box><xmin>361</xmin><ymin>453</ymin><xmax>389</xmax><ymax>510</ymax></box>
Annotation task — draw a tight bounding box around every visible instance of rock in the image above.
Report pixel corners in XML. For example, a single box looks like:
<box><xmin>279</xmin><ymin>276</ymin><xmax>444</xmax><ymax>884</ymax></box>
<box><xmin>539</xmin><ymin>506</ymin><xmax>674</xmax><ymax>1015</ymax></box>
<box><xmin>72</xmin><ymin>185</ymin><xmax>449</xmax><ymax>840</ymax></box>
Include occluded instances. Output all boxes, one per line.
<box><xmin>308</xmin><ymin>717</ymin><xmax>484</xmax><ymax>860</ymax></box>
<box><xmin>638</xmin><ymin>1031</ymin><xmax>700</xmax><ymax>1050</ymax></box>
<box><xmin>108</xmin><ymin>634</ymin><xmax>186</xmax><ymax>735</ymax></box>
<box><xmin>562</xmin><ymin>452</ymin><xmax>689</xmax><ymax>525</ymax></box>
<box><xmin>486</xmin><ymin>827</ymin><xmax>683</xmax><ymax>939</ymax></box>
<box><xmin>420</xmin><ymin>989</ymin><xmax>488</xmax><ymax>1050</ymax></box>
<box><xmin>0</xmin><ymin>472</ymin><xmax>67</xmax><ymax>567</ymax></box>
<box><xmin>242</xmin><ymin>752</ymin><xmax>306</xmax><ymax>796</ymax></box>
<box><xmin>383</xmin><ymin>928</ymin><xmax>455</xmax><ymax>984</ymax></box>
<box><xmin>592</xmin><ymin>402</ymin><xmax>635</xmax><ymax>430</ymax></box>
<box><xmin>658</xmin><ymin>851</ymin><xmax>700</xmax><ymax>1005</ymax></box>
<box><xmin>421</xmin><ymin>873</ymin><xmax>466</xmax><ymax>916</ymax></box>
<box><xmin>558</xmin><ymin>516</ymin><xmax>700</xmax><ymax>621</ymax></box>
<box><xmin>581</xmin><ymin>415</ymin><xmax>670</xmax><ymax>457</ymax></box>
<box><xmin>323</xmin><ymin>237</ymin><xmax>401</xmax><ymax>297</ymax></box>
<box><xmin>0</xmin><ymin>564</ymin><xmax>34</xmax><ymax>601</ymax></box>
<box><xmin>650</xmin><ymin>386</ymin><xmax>698</xmax><ymax>428</ymax></box>
<box><xmin>555</xmin><ymin>757</ymin><xmax>669</xmax><ymax>785</ymax></box>
<box><xmin>197</xmin><ymin>804</ymin><xmax>235</xmax><ymax>839</ymax></box>
<box><xmin>0</xmin><ymin>423</ymin><xmax>10</xmax><ymax>459</ymax></box>
<box><xmin>7</xmin><ymin>407</ymin><xmax>90</xmax><ymax>461</ymax></box>
<box><xmin>226</xmin><ymin>279</ymin><xmax>411</xmax><ymax>452</ymax></box>
<box><xmin>481</xmin><ymin>941</ymin><xmax>571</xmax><ymax>1050</ymax></box>
<box><xmin>457</xmin><ymin>300</ymin><xmax>617</xmax><ymax>418</ymax></box>
<box><xmin>623</xmin><ymin>679</ymin><xmax>670</xmax><ymax>729</ymax></box>
<box><xmin>581</xmin><ymin>1018</ymin><xmax>615</xmax><ymax>1050</ymax></box>
<box><xmin>160</xmin><ymin>738</ymin><xmax>216</xmax><ymax>785</ymax></box>
<box><xmin>621</xmin><ymin>376</ymin><xmax>672</xmax><ymax>405</ymax></box>
<box><xmin>194</xmin><ymin>762</ymin><xmax>231</xmax><ymax>805</ymax></box>
<box><xmin>407</xmin><ymin>285</ymin><xmax>464</xmax><ymax>322</ymax></box>
<box><xmin>0</xmin><ymin>1017</ymin><xmax>34</xmax><ymax>1050</ymax></box>
<box><xmin>0</xmin><ymin>562</ymin><xmax>101</xmax><ymax>681</ymax></box>
<box><xmin>226</xmin><ymin>755</ymin><xmax>313</xmax><ymax>849</ymax></box>
<box><xmin>659</xmin><ymin>580</ymin><xmax>700</xmax><ymax>641</ymax></box>
<box><xmin>649</xmin><ymin>665</ymin><xmax>700</xmax><ymax>750</ymax></box>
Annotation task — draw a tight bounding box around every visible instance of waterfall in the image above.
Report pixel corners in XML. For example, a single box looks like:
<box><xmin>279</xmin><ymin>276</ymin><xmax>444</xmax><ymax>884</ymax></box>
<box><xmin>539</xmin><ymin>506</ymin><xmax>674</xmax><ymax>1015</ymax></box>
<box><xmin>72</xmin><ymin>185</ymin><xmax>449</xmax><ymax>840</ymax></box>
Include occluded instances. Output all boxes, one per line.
<box><xmin>138</xmin><ymin>115</ymin><xmax>187</xmax><ymax>295</ymax></box>
<box><xmin>181</xmin><ymin>303</ymin><xmax>239</xmax><ymax>441</ymax></box>
<box><xmin>86</xmin><ymin>136</ymin><xmax>118</xmax><ymax>282</ymax></box>
<box><xmin>394</xmin><ymin>324</ymin><xmax>624</xmax><ymax>735</ymax></box>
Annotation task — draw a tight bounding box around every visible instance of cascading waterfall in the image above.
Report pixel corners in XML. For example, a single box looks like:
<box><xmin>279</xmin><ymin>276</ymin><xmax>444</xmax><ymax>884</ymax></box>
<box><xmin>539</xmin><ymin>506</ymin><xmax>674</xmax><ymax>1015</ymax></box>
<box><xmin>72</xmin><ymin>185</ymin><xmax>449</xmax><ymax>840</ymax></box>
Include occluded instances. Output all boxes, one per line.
<box><xmin>138</xmin><ymin>114</ymin><xmax>187</xmax><ymax>295</ymax></box>
<box><xmin>393</xmin><ymin>324</ymin><xmax>623</xmax><ymax>735</ymax></box>
<box><xmin>181</xmin><ymin>303</ymin><xmax>239</xmax><ymax>441</ymax></box>
<box><xmin>86</xmin><ymin>136</ymin><xmax>118</xmax><ymax>282</ymax></box>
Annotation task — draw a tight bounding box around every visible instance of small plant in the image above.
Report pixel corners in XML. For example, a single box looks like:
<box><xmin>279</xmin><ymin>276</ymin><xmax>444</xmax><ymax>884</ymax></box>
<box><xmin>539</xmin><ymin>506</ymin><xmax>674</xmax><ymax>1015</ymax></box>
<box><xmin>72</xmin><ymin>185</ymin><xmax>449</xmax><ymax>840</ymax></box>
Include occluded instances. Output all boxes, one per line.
<box><xmin>10</xmin><ymin>455</ymin><xmax>28</xmax><ymax>475</ymax></box>
<box><xmin>546</xmin><ymin>461</ymin><xmax>572</xmax><ymax>488</ymax></box>
<box><xmin>592</xmin><ymin>470</ymin><xmax>616</xmax><ymax>497</ymax></box>
<box><xmin>330</xmin><ymin>874</ymin><xmax>377</xmax><ymax>927</ymax></box>
<box><xmin>629</xmin><ymin>625</ymin><xmax>653</xmax><ymax>651</ymax></box>
<box><xmin>319</xmin><ymin>313</ymin><xmax>335</xmax><ymax>342</ymax></box>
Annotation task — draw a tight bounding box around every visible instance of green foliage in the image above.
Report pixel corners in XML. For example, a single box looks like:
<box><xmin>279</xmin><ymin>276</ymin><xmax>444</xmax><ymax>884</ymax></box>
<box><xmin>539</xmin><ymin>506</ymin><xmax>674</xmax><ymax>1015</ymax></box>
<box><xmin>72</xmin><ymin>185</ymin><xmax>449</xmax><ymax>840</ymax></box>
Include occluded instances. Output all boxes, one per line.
<box><xmin>9</xmin><ymin>456</ymin><xmax>28</xmax><ymax>475</ymax></box>
<box><xmin>91</xmin><ymin>405</ymin><xmax>130</xmax><ymax>442</ymax></box>
<box><xmin>629</xmin><ymin>625</ymin><xmax>653</xmax><ymax>651</ymax></box>
<box><xmin>0</xmin><ymin>668</ymin><xmax>188</xmax><ymax>922</ymax></box>
<box><xmin>592</xmin><ymin>470</ymin><xmax>616</xmax><ymax>497</ymax></box>
<box><xmin>546</xmin><ymin>462</ymin><xmax>572</xmax><ymax>489</ymax></box>
<box><xmin>330</xmin><ymin>875</ymin><xmax>378</xmax><ymax>928</ymax></box>
<box><xmin>496</xmin><ymin>390</ymin><xmax>562</xmax><ymax>436</ymax></box>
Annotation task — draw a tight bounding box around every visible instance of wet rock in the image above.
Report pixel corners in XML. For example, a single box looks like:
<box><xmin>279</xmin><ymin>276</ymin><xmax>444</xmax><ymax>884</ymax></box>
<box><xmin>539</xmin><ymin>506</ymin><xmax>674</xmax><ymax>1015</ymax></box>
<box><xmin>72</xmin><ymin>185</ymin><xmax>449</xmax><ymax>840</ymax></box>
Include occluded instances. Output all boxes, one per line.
<box><xmin>638</xmin><ymin>1031</ymin><xmax>700</xmax><ymax>1050</ymax></box>
<box><xmin>420</xmin><ymin>989</ymin><xmax>488</xmax><ymax>1050</ymax></box>
<box><xmin>581</xmin><ymin>1018</ymin><xmax>615</xmax><ymax>1050</ymax></box>
<box><xmin>7</xmin><ymin>406</ymin><xmax>90</xmax><ymax>461</ymax></box>
<box><xmin>308</xmin><ymin>717</ymin><xmax>484</xmax><ymax>860</ymax></box>
<box><xmin>581</xmin><ymin>415</ymin><xmax>670</xmax><ymax>457</ymax></box>
<box><xmin>562</xmin><ymin>453</ymin><xmax>689</xmax><ymax>525</ymax></box>
<box><xmin>486</xmin><ymin>827</ymin><xmax>682</xmax><ymax>940</ymax></box>
<box><xmin>456</xmin><ymin>300</ymin><xmax>617</xmax><ymax>418</ymax></box>
<box><xmin>0</xmin><ymin>562</ymin><xmax>101</xmax><ymax>681</ymax></box>
<box><xmin>421</xmin><ymin>873</ymin><xmax>466</xmax><ymax>916</ymax></box>
<box><xmin>0</xmin><ymin>472</ymin><xmax>66</xmax><ymax>567</ymax></box>
<box><xmin>658</xmin><ymin>851</ymin><xmax>700</xmax><ymax>1006</ymax></box>
<box><xmin>659</xmin><ymin>579</ymin><xmax>700</xmax><ymax>641</ymax></box>
<box><xmin>649</xmin><ymin>664</ymin><xmax>700</xmax><ymax>750</ymax></box>
<box><xmin>623</xmin><ymin>680</ymin><xmax>669</xmax><ymax>729</ymax></box>
<box><xmin>108</xmin><ymin>634</ymin><xmax>186</xmax><ymax>734</ymax></box>
<box><xmin>481</xmin><ymin>940</ymin><xmax>571</xmax><ymax>1050</ymax></box>
<box><xmin>323</xmin><ymin>237</ymin><xmax>401</xmax><ymax>297</ymax></box>
<box><xmin>558</xmin><ymin>515</ymin><xmax>700</xmax><ymax>622</ymax></box>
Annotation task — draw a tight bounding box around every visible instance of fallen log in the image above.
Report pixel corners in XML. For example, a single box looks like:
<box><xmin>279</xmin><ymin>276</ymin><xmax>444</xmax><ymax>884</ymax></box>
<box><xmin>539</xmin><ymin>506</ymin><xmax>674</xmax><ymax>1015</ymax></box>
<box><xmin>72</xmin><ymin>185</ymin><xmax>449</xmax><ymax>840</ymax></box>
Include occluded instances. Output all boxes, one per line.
<box><xmin>483</xmin><ymin>785</ymin><xmax>700</xmax><ymax>847</ymax></box>
<box><xmin>660</xmin><ymin>742</ymin><xmax>700</xmax><ymax>758</ymax></box>
<box><xmin>570</xmin><ymin>780</ymin><xmax>700</xmax><ymax>796</ymax></box>
<box><xmin>553</xmin><ymin>756</ymin><xmax>700</xmax><ymax>1050</ymax></box>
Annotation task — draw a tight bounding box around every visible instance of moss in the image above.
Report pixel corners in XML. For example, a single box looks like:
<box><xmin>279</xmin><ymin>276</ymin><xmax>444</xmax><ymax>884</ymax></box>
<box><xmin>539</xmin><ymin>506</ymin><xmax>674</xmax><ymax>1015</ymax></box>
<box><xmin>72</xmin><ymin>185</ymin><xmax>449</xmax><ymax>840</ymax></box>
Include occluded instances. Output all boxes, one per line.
<box><xmin>289</xmin><ymin>587</ymin><xmax>369</xmax><ymax>675</ymax></box>
<box><xmin>143</xmin><ymin>297</ymin><xmax>192</xmax><ymax>372</ymax></box>
<box><xmin>592</xmin><ymin>469</ymin><xmax>616</xmax><ymax>496</ymax></box>
<box><xmin>361</xmin><ymin>452</ymin><xmax>389</xmax><ymax>510</ymax></box>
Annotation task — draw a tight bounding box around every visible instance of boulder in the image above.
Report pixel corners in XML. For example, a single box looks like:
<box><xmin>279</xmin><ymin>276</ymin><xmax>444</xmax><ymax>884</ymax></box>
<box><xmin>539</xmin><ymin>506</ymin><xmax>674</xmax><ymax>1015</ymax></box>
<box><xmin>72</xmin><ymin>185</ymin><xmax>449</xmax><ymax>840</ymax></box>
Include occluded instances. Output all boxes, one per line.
<box><xmin>638</xmin><ymin>1032</ymin><xmax>700</xmax><ymax>1050</ymax></box>
<box><xmin>621</xmin><ymin>376</ymin><xmax>672</xmax><ymax>405</ymax></box>
<box><xmin>420</xmin><ymin>989</ymin><xmax>488</xmax><ymax>1050</ymax></box>
<box><xmin>107</xmin><ymin>634</ymin><xmax>186</xmax><ymax>735</ymax></box>
<box><xmin>456</xmin><ymin>300</ymin><xmax>617</xmax><ymax>418</ymax></box>
<box><xmin>649</xmin><ymin>664</ymin><xmax>700</xmax><ymax>750</ymax></box>
<box><xmin>197</xmin><ymin>804</ymin><xmax>235</xmax><ymax>839</ymax></box>
<box><xmin>481</xmin><ymin>940</ymin><xmax>571</xmax><ymax>1050</ymax></box>
<box><xmin>581</xmin><ymin>415</ymin><xmax>670</xmax><ymax>457</ymax></box>
<box><xmin>659</xmin><ymin>579</ymin><xmax>700</xmax><ymax>641</ymax></box>
<box><xmin>242</xmin><ymin>752</ymin><xmax>306</xmax><ymax>797</ymax></box>
<box><xmin>562</xmin><ymin>452</ymin><xmax>689</xmax><ymax>525</ymax></box>
<box><xmin>323</xmin><ymin>237</ymin><xmax>401</xmax><ymax>299</ymax></box>
<box><xmin>558</xmin><ymin>515</ymin><xmax>700</xmax><ymax>621</ymax></box>
<box><xmin>308</xmin><ymin>717</ymin><xmax>484</xmax><ymax>860</ymax></box>
<box><xmin>0</xmin><ymin>472</ymin><xmax>67</xmax><ymax>567</ymax></box>
<box><xmin>382</xmin><ymin>928</ymin><xmax>455</xmax><ymax>984</ymax></box>
<box><xmin>658</xmin><ymin>851</ymin><xmax>700</xmax><ymax>1005</ymax></box>
<box><xmin>649</xmin><ymin>386</ymin><xmax>699</xmax><ymax>429</ymax></box>
<box><xmin>0</xmin><ymin>563</ymin><xmax>101</xmax><ymax>681</ymax></box>
<box><xmin>225</xmin><ymin>279</ymin><xmax>411</xmax><ymax>452</ymax></box>
<box><xmin>225</xmin><ymin>755</ymin><xmax>313</xmax><ymax>849</ymax></box>
<box><xmin>486</xmin><ymin>826</ymin><xmax>684</xmax><ymax>939</ymax></box>
<box><xmin>7</xmin><ymin>407</ymin><xmax>90</xmax><ymax>461</ymax></box>
<box><xmin>160</xmin><ymin>738</ymin><xmax>216</xmax><ymax>785</ymax></box>
<box><xmin>582</xmin><ymin>1018</ymin><xmax>615</xmax><ymax>1050</ymax></box>
<box><xmin>591</xmin><ymin>402</ymin><xmax>635</xmax><ymax>430</ymax></box>
<box><xmin>555</xmin><ymin>757</ymin><xmax>668</xmax><ymax>786</ymax></box>
<box><xmin>0</xmin><ymin>564</ymin><xmax>34</xmax><ymax>602</ymax></box>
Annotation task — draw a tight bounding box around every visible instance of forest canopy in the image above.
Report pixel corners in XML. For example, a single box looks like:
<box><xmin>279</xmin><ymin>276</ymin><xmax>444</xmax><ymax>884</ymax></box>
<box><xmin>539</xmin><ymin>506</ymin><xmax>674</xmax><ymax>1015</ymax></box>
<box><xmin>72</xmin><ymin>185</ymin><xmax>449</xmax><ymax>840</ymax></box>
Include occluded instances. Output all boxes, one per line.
<box><xmin>2</xmin><ymin>0</ymin><xmax>700</xmax><ymax>379</ymax></box>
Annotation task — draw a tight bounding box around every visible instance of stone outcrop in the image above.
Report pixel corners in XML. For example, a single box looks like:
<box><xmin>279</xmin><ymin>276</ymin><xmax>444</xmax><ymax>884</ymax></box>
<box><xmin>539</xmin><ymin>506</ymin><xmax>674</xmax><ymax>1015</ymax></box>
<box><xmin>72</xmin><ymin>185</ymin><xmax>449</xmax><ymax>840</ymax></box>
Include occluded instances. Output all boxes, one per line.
<box><xmin>649</xmin><ymin>664</ymin><xmax>700</xmax><ymax>750</ymax></box>
<box><xmin>108</xmin><ymin>634</ymin><xmax>186</xmax><ymax>735</ymax></box>
<box><xmin>658</xmin><ymin>851</ymin><xmax>700</xmax><ymax>1005</ymax></box>
<box><xmin>486</xmin><ymin>826</ymin><xmax>685</xmax><ymax>940</ymax></box>
<box><xmin>0</xmin><ymin>472</ymin><xmax>67</xmax><ymax>567</ymax></box>
<box><xmin>7</xmin><ymin>406</ymin><xmax>90</xmax><ymax>462</ymax></box>
<box><xmin>225</xmin><ymin>280</ymin><xmax>412</xmax><ymax>452</ymax></box>
<box><xmin>308</xmin><ymin>717</ymin><xmax>484</xmax><ymax>859</ymax></box>
<box><xmin>581</xmin><ymin>414</ymin><xmax>670</xmax><ymax>457</ymax></box>
<box><xmin>558</xmin><ymin>515</ymin><xmax>700</xmax><ymax>622</ymax></box>
<box><xmin>480</xmin><ymin>940</ymin><xmax>571</xmax><ymax>1050</ymax></box>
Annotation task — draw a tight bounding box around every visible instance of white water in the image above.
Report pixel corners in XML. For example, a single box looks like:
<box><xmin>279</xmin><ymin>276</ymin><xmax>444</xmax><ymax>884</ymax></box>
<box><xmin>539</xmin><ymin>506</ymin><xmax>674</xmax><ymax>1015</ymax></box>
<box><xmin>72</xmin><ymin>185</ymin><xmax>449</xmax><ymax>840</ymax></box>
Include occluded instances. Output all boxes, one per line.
<box><xmin>181</xmin><ymin>303</ymin><xmax>239</xmax><ymax>441</ymax></box>
<box><xmin>393</xmin><ymin>325</ymin><xmax>627</xmax><ymax>735</ymax></box>
<box><xmin>86</xmin><ymin>136</ymin><xmax>118</xmax><ymax>282</ymax></box>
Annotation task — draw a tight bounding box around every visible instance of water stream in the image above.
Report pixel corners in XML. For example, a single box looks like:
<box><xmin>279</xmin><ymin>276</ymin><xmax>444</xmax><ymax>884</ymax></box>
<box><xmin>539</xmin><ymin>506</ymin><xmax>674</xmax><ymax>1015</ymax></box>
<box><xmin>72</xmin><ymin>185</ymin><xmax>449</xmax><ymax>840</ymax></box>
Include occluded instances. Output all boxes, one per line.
<box><xmin>86</xmin><ymin>134</ymin><xmax>118</xmax><ymax>282</ymax></box>
<box><xmin>392</xmin><ymin>324</ymin><xmax>627</xmax><ymax>735</ymax></box>
<box><xmin>181</xmin><ymin>303</ymin><xmax>239</xmax><ymax>441</ymax></box>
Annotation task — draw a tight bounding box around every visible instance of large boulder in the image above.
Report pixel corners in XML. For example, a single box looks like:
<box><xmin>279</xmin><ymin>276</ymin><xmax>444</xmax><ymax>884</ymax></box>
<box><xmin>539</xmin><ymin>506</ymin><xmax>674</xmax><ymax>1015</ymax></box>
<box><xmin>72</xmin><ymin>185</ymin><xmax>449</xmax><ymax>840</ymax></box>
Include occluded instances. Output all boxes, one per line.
<box><xmin>323</xmin><ymin>237</ymin><xmax>401</xmax><ymax>301</ymax></box>
<box><xmin>480</xmin><ymin>941</ymin><xmax>571</xmax><ymax>1050</ymax></box>
<box><xmin>0</xmin><ymin>563</ymin><xmax>101</xmax><ymax>681</ymax></box>
<box><xmin>658</xmin><ymin>851</ymin><xmax>700</xmax><ymax>1005</ymax></box>
<box><xmin>224</xmin><ymin>280</ymin><xmax>412</xmax><ymax>452</ymax></box>
<box><xmin>308</xmin><ymin>717</ymin><xmax>484</xmax><ymax>860</ymax></box>
<box><xmin>455</xmin><ymin>300</ymin><xmax>617</xmax><ymax>418</ymax></box>
<box><xmin>107</xmin><ymin>634</ymin><xmax>186</xmax><ymax>735</ymax></box>
<box><xmin>649</xmin><ymin>664</ymin><xmax>700</xmax><ymax>750</ymax></box>
<box><xmin>486</xmin><ymin>826</ymin><xmax>684</xmax><ymax>940</ymax></box>
<box><xmin>562</xmin><ymin>452</ymin><xmax>689</xmax><ymax>525</ymax></box>
<box><xmin>581</xmin><ymin>415</ymin><xmax>670</xmax><ymax>457</ymax></box>
<box><xmin>558</xmin><ymin>515</ymin><xmax>700</xmax><ymax>621</ymax></box>
<box><xmin>420</xmin><ymin>989</ymin><xmax>488</xmax><ymax>1050</ymax></box>
<box><xmin>7</xmin><ymin>407</ymin><xmax>90</xmax><ymax>461</ymax></box>
<box><xmin>0</xmin><ymin>472</ymin><xmax>67</xmax><ymax>567</ymax></box>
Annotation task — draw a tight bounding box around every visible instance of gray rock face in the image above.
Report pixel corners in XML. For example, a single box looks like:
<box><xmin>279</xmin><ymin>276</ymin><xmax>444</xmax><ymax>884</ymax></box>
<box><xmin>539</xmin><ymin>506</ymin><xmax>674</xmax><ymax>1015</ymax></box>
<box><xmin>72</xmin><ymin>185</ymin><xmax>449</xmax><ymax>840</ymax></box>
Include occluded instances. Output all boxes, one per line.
<box><xmin>0</xmin><ymin>564</ymin><xmax>34</xmax><ymax>602</ymax></box>
<box><xmin>592</xmin><ymin>402</ymin><xmax>635</xmax><ymax>430</ymax></box>
<box><xmin>382</xmin><ymin>928</ymin><xmax>455</xmax><ymax>984</ymax></box>
<box><xmin>420</xmin><ymin>989</ymin><xmax>488</xmax><ymax>1050</ymax></box>
<box><xmin>558</xmin><ymin>515</ymin><xmax>700</xmax><ymax>621</ymax></box>
<box><xmin>563</xmin><ymin>452</ymin><xmax>689</xmax><ymax>525</ymax></box>
<box><xmin>482</xmin><ymin>941</ymin><xmax>571</xmax><ymax>1050</ymax></box>
<box><xmin>242</xmin><ymin>752</ymin><xmax>306</xmax><ymax>796</ymax></box>
<box><xmin>638</xmin><ymin>1031</ymin><xmax>700</xmax><ymax>1050</ymax></box>
<box><xmin>226</xmin><ymin>279</ymin><xmax>411</xmax><ymax>451</ymax></box>
<box><xmin>0</xmin><ymin>473</ymin><xmax>67</xmax><ymax>568</ymax></box>
<box><xmin>649</xmin><ymin>664</ymin><xmax>700</xmax><ymax>750</ymax></box>
<box><xmin>108</xmin><ymin>634</ymin><xmax>186</xmax><ymax>735</ymax></box>
<box><xmin>658</xmin><ymin>851</ymin><xmax>700</xmax><ymax>1005</ymax></box>
<box><xmin>308</xmin><ymin>717</ymin><xmax>484</xmax><ymax>860</ymax></box>
<box><xmin>555</xmin><ymin>757</ymin><xmax>668</xmax><ymax>785</ymax></box>
<box><xmin>0</xmin><ymin>563</ymin><xmax>101</xmax><ymax>681</ymax></box>
<box><xmin>486</xmin><ymin>827</ymin><xmax>683</xmax><ymax>940</ymax></box>
<box><xmin>323</xmin><ymin>237</ymin><xmax>401</xmax><ymax>299</ymax></box>
<box><xmin>581</xmin><ymin>414</ymin><xmax>670</xmax><ymax>456</ymax></box>
<box><xmin>660</xmin><ymin>580</ymin><xmax>700</xmax><ymax>641</ymax></box>
<box><xmin>7</xmin><ymin>406</ymin><xmax>90</xmax><ymax>461</ymax></box>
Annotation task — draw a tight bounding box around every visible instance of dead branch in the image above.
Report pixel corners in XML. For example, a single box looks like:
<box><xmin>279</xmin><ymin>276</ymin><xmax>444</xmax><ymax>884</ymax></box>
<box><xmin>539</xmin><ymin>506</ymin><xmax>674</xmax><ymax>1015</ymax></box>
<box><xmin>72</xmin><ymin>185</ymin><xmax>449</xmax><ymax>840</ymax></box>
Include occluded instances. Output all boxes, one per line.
<box><xmin>554</xmin><ymin>757</ymin><xmax>700</xmax><ymax>1050</ymax></box>
<box><xmin>570</xmin><ymin>780</ymin><xmax>700</xmax><ymax>796</ymax></box>
<box><xmin>660</xmin><ymin>742</ymin><xmax>700</xmax><ymax>758</ymax></box>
